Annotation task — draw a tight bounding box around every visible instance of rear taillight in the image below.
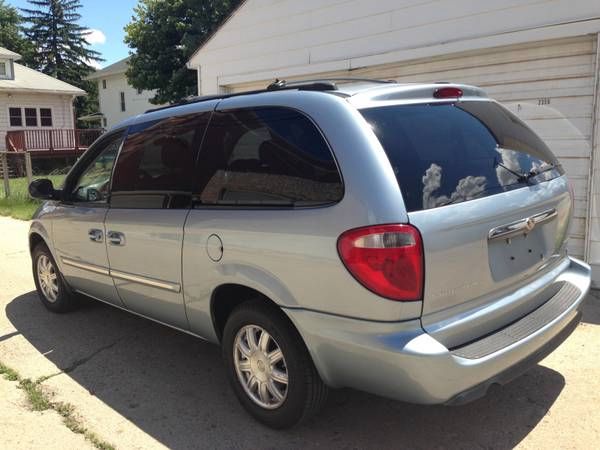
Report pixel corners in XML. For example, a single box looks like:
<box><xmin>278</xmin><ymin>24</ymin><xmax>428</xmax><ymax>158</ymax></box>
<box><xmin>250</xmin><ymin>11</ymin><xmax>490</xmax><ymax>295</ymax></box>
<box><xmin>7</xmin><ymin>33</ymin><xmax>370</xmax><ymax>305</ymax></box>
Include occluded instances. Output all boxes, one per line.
<box><xmin>337</xmin><ymin>224</ymin><xmax>424</xmax><ymax>301</ymax></box>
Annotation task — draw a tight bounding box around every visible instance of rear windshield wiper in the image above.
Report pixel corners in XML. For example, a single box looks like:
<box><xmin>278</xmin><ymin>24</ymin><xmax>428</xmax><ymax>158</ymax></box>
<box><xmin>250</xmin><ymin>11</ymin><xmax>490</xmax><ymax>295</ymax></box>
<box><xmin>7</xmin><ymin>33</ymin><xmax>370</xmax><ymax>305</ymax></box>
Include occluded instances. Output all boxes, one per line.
<box><xmin>495</xmin><ymin>159</ymin><xmax>557</xmax><ymax>184</ymax></box>
<box><xmin>495</xmin><ymin>161</ymin><xmax>528</xmax><ymax>184</ymax></box>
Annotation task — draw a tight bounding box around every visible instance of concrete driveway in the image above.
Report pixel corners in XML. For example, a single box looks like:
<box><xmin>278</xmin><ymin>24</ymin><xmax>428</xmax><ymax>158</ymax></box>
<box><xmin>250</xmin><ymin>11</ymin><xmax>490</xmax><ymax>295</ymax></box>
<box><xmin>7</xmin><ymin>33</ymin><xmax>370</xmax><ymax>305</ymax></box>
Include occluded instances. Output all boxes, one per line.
<box><xmin>1</xmin><ymin>215</ymin><xmax>599</xmax><ymax>449</ymax></box>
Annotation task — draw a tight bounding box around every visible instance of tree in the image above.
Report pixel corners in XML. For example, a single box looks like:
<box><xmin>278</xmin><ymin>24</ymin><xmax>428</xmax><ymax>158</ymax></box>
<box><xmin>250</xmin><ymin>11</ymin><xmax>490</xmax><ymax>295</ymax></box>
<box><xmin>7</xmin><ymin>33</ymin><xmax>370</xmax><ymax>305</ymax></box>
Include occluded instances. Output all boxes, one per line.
<box><xmin>0</xmin><ymin>0</ymin><xmax>33</xmax><ymax>62</ymax></box>
<box><xmin>20</xmin><ymin>0</ymin><xmax>103</xmax><ymax>121</ymax></box>
<box><xmin>125</xmin><ymin>0</ymin><xmax>241</xmax><ymax>105</ymax></box>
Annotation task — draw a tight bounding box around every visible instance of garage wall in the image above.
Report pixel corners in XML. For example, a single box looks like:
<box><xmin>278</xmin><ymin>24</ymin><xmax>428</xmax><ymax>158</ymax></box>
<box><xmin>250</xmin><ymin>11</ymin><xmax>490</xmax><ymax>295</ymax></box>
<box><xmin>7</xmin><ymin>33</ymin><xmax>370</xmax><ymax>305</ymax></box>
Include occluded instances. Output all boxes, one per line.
<box><xmin>189</xmin><ymin>0</ymin><xmax>600</xmax><ymax>95</ymax></box>
<box><xmin>227</xmin><ymin>36</ymin><xmax>597</xmax><ymax>259</ymax></box>
<box><xmin>587</xmin><ymin>35</ymin><xmax>600</xmax><ymax>283</ymax></box>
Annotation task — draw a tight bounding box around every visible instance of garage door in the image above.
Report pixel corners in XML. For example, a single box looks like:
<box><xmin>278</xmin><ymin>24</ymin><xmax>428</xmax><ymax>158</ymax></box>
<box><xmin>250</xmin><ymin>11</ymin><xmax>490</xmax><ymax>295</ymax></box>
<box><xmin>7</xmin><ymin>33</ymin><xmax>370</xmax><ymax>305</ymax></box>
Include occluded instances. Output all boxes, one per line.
<box><xmin>227</xmin><ymin>36</ymin><xmax>597</xmax><ymax>258</ymax></box>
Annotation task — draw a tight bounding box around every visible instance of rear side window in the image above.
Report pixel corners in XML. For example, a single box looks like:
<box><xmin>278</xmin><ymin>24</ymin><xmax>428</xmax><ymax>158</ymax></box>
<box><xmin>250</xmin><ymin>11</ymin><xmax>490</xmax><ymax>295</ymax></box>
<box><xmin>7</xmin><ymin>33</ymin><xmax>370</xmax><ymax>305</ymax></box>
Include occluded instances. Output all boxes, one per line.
<box><xmin>360</xmin><ymin>101</ymin><xmax>563</xmax><ymax>212</ymax></box>
<box><xmin>112</xmin><ymin>113</ymin><xmax>208</xmax><ymax>193</ymax></box>
<box><xmin>195</xmin><ymin>107</ymin><xmax>342</xmax><ymax>206</ymax></box>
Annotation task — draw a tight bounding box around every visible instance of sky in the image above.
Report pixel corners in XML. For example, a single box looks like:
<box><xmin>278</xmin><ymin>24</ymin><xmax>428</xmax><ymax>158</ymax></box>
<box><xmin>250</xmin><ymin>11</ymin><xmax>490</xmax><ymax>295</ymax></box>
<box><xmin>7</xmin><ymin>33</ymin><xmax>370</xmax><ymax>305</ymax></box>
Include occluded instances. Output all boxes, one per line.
<box><xmin>8</xmin><ymin>0</ymin><xmax>139</xmax><ymax>68</ymax></box>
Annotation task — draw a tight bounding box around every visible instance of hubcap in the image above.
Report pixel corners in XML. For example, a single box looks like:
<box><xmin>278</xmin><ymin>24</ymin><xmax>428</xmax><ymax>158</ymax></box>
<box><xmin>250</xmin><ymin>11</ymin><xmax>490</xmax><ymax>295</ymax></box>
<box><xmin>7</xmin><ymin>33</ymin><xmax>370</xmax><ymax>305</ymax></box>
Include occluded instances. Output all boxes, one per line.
<box><xmin>37</xmin><ymin>254</ymin><xmax>58</xmax><ymax>303</ymax></box>
<box><xmin>233</xmin><ymin>325</ymin><xmax>288</xmax><ymax>409</ymax></box>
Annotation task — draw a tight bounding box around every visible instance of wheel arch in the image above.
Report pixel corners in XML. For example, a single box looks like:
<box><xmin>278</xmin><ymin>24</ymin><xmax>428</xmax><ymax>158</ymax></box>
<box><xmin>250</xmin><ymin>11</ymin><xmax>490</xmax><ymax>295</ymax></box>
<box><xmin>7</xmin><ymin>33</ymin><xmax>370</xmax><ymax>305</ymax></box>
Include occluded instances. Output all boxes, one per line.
<box><xmin>29</xmin><ymin>221</ymin><xmax>53</xmax><ymax>255</ymax></box>
<box><xmin>210</xmin><ymin>283</ymin><xmax>284</xmax><ymax>343</ymax></box>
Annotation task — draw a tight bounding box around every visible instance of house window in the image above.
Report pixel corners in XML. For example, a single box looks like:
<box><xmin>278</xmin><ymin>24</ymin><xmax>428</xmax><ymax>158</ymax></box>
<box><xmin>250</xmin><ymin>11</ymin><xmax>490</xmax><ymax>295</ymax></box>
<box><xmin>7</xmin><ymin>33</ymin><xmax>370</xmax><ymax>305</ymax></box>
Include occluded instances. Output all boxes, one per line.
<box><xmin>9</xmin><ymin>107</ymin><xmax>22</xmax><ymax>126</ymax></box>
<box><xmin>0</xmin><ymin>62</ymin><xmax>6</xmax><ymax>77</ymax></box>
<box><xmin>25</xmin><ymin>108</ymin><xmax>38</xmax><ymax>127</ymax></box>
<box><xmin>102</xmin><ymin>79</ymin><xmax>106</xmax><ymax>89</ymax></box>
<box><xmin>137</xmin><ymin>88</ymin><xmax>143</xmax><ymax>95</ymax></box>
<box><xmin>120</xmin><ymin>92</ymin><xmax>126</xmax><ymax>112</ymax></box>
<box><xmin>103</xmin><ymin>118</ymin><xmax>107</xmax><ymax>127</ymax></box>
<box><xmin>40</xmin><ymin>108</ymin><xmax>53</xmax><ymax>127</ymax></box>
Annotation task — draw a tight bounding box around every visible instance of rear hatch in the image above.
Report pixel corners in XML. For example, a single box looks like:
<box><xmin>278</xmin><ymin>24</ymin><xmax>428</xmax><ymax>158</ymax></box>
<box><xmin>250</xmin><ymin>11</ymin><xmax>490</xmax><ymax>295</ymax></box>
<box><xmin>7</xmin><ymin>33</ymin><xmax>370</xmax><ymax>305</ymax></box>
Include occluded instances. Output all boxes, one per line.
<box><xmin>359</xmin><ymin>97</ymin><xmax>572</xmax><ymax>347</ymax></box>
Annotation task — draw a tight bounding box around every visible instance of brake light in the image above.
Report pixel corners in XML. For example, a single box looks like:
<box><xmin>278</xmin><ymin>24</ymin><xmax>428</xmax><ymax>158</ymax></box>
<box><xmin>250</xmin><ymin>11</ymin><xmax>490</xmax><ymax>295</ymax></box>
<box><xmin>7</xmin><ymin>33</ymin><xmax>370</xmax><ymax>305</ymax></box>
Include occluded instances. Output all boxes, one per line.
<box><xmin>337</xmin><ymin>224</ymin><xmax>424</xmax><ymax>301</ymax></box>
<box><xmin>434</xmin><ymin>87</ymin><xmax>463</xmax><ymax>99</ymax></box>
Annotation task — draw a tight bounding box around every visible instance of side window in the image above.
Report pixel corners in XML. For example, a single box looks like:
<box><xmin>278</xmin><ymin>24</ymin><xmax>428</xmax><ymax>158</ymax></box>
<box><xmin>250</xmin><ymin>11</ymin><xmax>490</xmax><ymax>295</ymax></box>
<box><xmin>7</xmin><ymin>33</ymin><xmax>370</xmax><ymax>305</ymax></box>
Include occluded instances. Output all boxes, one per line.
<box><xmin>111</xmin><ymin>113</ymin><xmax>208</xmax><ymax>194</ymax></box>
<box><xmin>9</xmin><ymin>107</ymin><xmax>22</xmax><ymax>126</ymax></box>
<box><xmin>25</xmin><ymin>108</ymin><xmax>37</xmax><ymax>127</ymax></box>
<box><xmin>40</xmin><ymin>108</ymin><xmax>53</xmax><ymax>127</ymax></box>
<box><xmin>70</xmin><ymin>132</ymin><xmax>123</xmax><ymax>203</ymax></box>
<box><xmin>196</xmin><ymin>107</ymin><xmax>343</xmax><ymax>206</ymax></box>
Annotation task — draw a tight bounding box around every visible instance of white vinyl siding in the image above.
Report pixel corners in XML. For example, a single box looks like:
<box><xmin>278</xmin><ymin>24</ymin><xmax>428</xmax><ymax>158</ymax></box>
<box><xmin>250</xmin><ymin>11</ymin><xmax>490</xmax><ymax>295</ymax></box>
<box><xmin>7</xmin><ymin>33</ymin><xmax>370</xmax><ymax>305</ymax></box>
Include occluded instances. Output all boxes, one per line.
<box><xmin>0</xmin><ymin>93</ymin><xmax>74</xmax><ymax>151</ymax></box>
<box><xmin>95</xmin><ymin>71</ymin><xmax>161</xmax><ymax>129</ymax></box>
<box><xmin>189</xmin><ymin>0</ymin><xmax>600</xmax><ymax>94</ymax></box>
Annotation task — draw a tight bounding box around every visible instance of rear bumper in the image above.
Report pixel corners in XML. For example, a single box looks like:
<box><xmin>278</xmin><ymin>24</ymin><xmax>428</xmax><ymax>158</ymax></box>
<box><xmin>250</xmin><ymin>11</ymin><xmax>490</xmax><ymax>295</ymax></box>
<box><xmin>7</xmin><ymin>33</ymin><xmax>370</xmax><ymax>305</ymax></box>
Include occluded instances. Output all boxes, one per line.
<box><xmin>284</xmin><ymin>257</ymin><xmax>590</xmax><ymax>404</ymax></box>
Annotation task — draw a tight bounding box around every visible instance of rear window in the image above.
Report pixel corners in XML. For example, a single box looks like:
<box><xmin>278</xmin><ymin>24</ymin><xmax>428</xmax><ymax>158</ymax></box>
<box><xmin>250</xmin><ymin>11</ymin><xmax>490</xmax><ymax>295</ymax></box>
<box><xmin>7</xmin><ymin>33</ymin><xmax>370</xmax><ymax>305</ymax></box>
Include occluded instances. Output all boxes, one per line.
<box><xmin>360</xmin><ymin>101</ymin><xmax>563</xmax><ymax>212</ymax></box>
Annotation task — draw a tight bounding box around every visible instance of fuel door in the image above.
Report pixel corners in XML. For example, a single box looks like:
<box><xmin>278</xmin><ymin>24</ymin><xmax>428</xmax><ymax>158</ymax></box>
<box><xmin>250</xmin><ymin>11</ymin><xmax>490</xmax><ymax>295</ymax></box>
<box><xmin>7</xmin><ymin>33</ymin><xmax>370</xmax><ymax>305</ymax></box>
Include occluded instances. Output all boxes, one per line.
<box><xmin>206</xmin><ymin>234</ymin><xmax>223</xmax><ymax>262</ymax></box>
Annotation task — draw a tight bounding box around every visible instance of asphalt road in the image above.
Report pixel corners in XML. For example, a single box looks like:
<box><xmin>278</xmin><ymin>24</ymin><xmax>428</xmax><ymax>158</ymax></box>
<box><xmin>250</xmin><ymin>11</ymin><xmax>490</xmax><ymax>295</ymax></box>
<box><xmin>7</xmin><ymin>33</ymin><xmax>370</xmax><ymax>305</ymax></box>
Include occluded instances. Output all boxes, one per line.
<box><xmin>1</xmin><ymin>216</ymin><xmax>599</xmax><ymax>449</ymax></box>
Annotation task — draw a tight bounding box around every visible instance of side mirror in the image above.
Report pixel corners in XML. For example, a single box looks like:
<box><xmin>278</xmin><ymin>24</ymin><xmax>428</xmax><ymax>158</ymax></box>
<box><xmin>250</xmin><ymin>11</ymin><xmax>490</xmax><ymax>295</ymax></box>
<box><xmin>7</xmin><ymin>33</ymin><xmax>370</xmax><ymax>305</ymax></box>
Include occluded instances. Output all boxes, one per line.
<box><xmin>86</xmin><ymin>187</ymin><xmax>101</xmax><ymax>202</ymax></box>
<box><xmin>29</xmin><ymin>179</ymin><xmax>58</xmax><ymax>200</ymax></box>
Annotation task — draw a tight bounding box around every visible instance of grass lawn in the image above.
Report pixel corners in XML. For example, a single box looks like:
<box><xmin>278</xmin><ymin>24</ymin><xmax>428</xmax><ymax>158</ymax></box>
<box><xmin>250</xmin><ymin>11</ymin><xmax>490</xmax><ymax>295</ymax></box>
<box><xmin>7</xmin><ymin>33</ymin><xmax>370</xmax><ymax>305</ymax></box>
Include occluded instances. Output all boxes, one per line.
<box><xmin>0</xmin><ymin>175</ymin><xmax>65</xmax><ymax>220</ymax></box>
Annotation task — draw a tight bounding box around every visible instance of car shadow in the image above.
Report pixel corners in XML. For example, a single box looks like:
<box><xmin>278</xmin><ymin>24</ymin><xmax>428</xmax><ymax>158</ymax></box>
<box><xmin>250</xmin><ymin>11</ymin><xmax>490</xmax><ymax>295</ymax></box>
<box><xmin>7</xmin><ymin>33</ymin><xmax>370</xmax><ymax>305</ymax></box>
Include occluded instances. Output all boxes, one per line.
<box><xmin>581</xmin><ymin>290</ymin><xmax>600</xmax><ymax>325</ymax></box>
<box><xmin>6</xmin><ymin>291</ymin><xmax>569</xmax><ymax>449</ymax></box>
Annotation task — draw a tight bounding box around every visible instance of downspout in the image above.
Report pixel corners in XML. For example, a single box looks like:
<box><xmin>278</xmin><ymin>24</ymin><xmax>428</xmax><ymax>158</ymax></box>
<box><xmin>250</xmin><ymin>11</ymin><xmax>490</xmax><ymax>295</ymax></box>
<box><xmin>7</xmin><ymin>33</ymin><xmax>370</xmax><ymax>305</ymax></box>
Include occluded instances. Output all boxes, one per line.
<box><xmin>196</xmin><ymin>66</ymin><xmax>202</xmax><ymax>96</ymax></box>
<box><xmin>70</xmin><ymin>95</ymin><xmax>77</xmax><ymax>129</ymax></box>
<box><xmin>584</xmin><ymin>32</ymin><xmax>600</xmax><ymax>281</ymax></box>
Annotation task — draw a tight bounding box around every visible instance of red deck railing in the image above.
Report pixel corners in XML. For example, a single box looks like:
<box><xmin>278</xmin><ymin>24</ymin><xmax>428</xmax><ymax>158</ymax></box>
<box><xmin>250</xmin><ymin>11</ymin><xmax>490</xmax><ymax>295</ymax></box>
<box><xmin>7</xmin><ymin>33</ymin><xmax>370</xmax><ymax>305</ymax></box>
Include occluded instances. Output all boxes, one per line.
<box><xmin>5</xmin><ymin>129</ymin><xmax>103</xmax><ymax>154</ymax></box>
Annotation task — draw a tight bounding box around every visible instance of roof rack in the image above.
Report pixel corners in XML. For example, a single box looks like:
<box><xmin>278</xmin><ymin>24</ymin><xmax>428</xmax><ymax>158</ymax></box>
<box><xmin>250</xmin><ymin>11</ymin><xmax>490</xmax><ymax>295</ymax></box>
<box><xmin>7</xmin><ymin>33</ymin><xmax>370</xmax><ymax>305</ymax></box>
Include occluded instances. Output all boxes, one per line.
<box><xmin>266</xmin><ymin>79</ymin><xmax>338</xmax><ymax>91</ymax></box>
<box><xmin>282</xmin><ymin>77</ymin><xmax>396</xmax><ymax>85</ymax></box>
<box><xmin>144</xmin><ymin>77</ymin><xmax>396</xmax><ymax>114</ymax></box>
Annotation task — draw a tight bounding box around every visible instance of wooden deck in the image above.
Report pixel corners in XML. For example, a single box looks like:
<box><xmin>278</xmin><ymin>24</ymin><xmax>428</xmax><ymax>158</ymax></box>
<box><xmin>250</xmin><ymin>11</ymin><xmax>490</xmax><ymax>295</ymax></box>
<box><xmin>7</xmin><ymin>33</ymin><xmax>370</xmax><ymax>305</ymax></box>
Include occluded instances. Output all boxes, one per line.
<box><xmin>5</xmin><ymin>129</ymin><xmax>103</xmax><ymax>157</ymax></box>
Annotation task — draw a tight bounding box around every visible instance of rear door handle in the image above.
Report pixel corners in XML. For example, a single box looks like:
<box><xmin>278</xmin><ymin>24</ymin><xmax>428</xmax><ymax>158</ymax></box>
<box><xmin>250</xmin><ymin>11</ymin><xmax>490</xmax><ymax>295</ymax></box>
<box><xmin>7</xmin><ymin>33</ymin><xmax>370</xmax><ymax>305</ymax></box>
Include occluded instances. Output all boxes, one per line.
<box><xmin>88</xmin><ymin>229</ymin><xmax>103</xmax><ymax>243</ymax></box>
<box><xmin>107</xmin><ymin>231</ymin><xmax>126</xmax><ymax>246</ymax></box>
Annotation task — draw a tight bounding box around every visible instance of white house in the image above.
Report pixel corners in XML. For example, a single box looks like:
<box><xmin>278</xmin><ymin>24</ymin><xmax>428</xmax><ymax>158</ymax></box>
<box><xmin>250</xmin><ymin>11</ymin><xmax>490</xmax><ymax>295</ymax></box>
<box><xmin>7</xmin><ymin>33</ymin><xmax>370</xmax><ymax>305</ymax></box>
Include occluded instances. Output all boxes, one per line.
<box><xmin>187</xmin><ymin>0</ymin><xmax>600</xmax><ymax>285</ymax></box>
<box><xmin>87</xmin><ymin>57</ymin><xmax>163</xmax><ymax>129</ymax></box>
<box><xmin>0</xmin><ymin>46</ymin><xmax>85</xmax><ymax>152</ymax></box>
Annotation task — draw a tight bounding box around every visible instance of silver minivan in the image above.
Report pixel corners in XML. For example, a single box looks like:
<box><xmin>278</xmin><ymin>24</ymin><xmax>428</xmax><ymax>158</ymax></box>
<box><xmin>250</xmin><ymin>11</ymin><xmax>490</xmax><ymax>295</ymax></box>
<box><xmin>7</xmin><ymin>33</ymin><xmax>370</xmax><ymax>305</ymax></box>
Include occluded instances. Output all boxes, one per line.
<box><xmin>28</xmin><ymin>79</ymin><xmax>591</xmax><ymax>428</ymax></box>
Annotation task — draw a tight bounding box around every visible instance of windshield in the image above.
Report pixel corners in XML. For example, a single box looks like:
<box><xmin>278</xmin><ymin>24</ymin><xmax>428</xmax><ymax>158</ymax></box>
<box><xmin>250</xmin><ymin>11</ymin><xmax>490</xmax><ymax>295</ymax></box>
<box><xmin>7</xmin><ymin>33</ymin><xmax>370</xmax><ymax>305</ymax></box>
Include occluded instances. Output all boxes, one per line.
<box><xmin>360</xmin><ymin>101</ymin><xmax>563</xmax><ymax>212</ymax></box>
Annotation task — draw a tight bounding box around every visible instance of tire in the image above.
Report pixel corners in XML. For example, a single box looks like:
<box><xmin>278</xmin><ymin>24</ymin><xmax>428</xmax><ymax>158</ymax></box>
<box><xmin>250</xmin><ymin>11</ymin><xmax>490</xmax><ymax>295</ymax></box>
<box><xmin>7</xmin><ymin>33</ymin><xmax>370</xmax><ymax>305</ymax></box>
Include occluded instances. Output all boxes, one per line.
<box><xmin>32</xmin><ymin>242</ymin><xmax>79</xmax><ymax>313</ymax></box>
<box><xmin>222</xmin><ymin>300</ymin><xmax>328</xmax><ymax>429</ymax></box>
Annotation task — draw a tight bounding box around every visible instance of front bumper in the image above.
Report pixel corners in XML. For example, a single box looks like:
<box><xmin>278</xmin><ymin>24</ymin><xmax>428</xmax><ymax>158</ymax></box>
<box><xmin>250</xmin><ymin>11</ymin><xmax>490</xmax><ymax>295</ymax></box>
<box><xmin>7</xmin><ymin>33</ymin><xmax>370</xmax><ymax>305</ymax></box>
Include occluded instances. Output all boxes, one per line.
<box><xmin>284</xmin><ymin>257</ymin><xmax>590</xmax><ymax>404</ymax></box>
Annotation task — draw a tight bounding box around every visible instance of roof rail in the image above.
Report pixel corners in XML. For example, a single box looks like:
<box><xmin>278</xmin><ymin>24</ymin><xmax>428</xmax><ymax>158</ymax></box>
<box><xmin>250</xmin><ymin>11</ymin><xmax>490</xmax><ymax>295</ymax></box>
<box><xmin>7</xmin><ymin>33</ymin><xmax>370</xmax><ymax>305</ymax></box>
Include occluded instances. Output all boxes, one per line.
<box><xmin>144</xmin><ymin>77</ymin><xmax>396</xmax><ymax>114</ymax></box>
<box><xmin>144</xmin><ymin>94</ymin><xmax>225</xmax><ymax>114</ymax></box>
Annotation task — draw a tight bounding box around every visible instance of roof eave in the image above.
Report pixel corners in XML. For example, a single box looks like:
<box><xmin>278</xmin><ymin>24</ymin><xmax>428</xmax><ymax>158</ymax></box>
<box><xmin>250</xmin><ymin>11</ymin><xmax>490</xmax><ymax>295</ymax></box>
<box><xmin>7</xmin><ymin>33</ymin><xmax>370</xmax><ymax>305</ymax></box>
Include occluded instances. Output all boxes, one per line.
<box><xmin>86</xmin><ymin>69</ymin><xmax>126</xmax><ymax>80</ymax></box>
<box><xmin>0</xmin><ymin>87</ymin><xmax>86</xmax><ymax>96</ymax></box>
<box><xmin>186</xmin><ymin>0</ymin><xmax>248</xmax><ymax>68</ymax></box>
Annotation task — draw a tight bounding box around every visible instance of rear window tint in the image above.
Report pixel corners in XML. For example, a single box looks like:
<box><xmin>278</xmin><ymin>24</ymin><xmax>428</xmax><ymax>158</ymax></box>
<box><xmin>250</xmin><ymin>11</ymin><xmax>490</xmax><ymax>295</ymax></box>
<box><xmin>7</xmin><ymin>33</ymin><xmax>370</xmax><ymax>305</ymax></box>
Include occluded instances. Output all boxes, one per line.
<box><xmin>360</xmin><ymin>101</ymin><xmax>563</xmax><ymax>212</ymax></box>
<box><xmin>195</xmin><ymin>107</ymin><xmax>343</xmax><ymax>206</ymax></box>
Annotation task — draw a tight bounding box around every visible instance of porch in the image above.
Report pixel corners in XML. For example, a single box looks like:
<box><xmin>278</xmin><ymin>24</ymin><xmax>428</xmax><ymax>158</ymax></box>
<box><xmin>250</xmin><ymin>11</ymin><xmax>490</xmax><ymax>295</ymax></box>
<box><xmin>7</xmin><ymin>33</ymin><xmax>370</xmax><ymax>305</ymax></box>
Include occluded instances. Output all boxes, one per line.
<box><xmin>5</xmin><ymin>129</ymin><xmax>103</xmax><ymax>157</ymax></box>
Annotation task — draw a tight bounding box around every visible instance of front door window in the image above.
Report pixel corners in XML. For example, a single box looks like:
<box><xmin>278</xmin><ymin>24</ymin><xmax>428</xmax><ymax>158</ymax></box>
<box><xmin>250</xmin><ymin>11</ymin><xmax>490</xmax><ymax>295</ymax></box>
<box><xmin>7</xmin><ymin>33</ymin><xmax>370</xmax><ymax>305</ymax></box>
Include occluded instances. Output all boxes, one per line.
<box><xmin>70</xmin><ymin>133</ymin><xmax>123</xmax><ymax>203</ymax></box>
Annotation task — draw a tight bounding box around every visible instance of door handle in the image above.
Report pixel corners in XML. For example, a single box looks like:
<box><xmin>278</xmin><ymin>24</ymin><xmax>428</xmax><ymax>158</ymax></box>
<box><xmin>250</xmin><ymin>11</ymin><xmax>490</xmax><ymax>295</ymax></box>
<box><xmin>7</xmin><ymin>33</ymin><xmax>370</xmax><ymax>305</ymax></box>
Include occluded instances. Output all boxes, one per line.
<box><xmin>107</xmin><ymin>231</ymin><xmax>126</xmax><ymax>246</ymax></box>
<box><xmin>88</xmin><ymin>229</ymin><xmax>103</xmax><ymax>243</ymax></box>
